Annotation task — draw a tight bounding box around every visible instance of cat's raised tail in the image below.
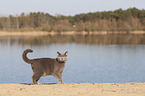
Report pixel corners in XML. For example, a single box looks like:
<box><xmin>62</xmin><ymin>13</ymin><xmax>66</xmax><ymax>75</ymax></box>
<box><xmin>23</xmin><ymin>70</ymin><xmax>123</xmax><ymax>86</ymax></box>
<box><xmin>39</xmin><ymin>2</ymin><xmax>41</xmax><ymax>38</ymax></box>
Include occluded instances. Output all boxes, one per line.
<box><xmin>22</xmin><ymin>49</ymin><xmax>33</xmax><ymax>64</ymax></box>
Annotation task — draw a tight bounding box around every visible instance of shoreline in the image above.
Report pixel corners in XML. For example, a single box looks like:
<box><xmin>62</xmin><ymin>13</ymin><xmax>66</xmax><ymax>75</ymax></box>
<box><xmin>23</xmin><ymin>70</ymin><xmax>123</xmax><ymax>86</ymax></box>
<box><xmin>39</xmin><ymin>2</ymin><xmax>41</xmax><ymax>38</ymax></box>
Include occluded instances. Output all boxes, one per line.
<box><xmin>0</xmin><ymin>83</ymin><xmax>145</xmax><ymax>96</ymax></box>
<box><xmin>0</xmin><ymin>31</ymin><xmax>145</xmax><ymax>37</ymax></box>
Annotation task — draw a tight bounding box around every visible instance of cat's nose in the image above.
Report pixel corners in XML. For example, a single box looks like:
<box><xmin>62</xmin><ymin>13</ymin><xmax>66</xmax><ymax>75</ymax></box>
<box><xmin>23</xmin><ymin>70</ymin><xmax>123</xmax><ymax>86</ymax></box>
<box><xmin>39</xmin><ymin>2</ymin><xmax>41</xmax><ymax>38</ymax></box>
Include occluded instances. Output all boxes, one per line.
<box><xmin>61</xmin><ymin>58</ymin><xmax>64</xmax><ymax>61</ymax></box>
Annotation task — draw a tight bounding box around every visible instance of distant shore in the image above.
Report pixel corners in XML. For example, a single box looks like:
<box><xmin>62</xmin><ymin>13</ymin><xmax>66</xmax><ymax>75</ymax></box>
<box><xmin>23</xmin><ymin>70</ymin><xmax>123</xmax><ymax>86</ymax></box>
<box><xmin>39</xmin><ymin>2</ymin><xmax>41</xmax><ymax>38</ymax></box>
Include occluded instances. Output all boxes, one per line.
<box><xmin>0</xmin><ymin>83</ymin><xmax>145</xmax><ymax>96</ymax></box>
<box><xmin>0</xmin><ymin>31</ymin><xmax>145</xmax><ymax>37</ymax></box>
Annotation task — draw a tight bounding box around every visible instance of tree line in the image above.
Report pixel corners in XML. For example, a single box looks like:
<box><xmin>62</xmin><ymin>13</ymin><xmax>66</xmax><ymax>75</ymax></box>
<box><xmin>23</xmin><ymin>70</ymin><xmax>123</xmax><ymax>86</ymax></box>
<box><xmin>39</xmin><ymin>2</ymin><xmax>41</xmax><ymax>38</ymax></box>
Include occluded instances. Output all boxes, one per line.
<box><xmin>0</xmin><ymin>7</ymin><xmax>145</xmax><ymax>32</ymax></box>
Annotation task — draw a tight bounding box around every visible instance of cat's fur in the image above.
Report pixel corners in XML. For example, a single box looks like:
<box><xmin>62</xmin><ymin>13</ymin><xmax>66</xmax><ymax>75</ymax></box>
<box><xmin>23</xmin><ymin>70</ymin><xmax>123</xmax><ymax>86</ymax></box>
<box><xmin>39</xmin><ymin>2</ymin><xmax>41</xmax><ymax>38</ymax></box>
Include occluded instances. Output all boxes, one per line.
<box><xmin>22</xmin><ymin>49</ymin><xmax>68</xmax><ymax>84</ymax></box>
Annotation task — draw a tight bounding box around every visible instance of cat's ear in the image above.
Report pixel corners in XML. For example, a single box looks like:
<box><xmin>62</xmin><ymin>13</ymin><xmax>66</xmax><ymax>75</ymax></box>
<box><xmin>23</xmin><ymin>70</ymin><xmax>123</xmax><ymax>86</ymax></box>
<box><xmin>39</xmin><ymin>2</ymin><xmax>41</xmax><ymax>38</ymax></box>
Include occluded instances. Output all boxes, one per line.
<box><xmin>65</xmin><ymin>51</ymin><xmax>68</xmax><ymax>56</ymax></box>
<box><xmin>57</xmin><ymin>51</ymin><xmax>61</xmax><ymax>56</ymax></box>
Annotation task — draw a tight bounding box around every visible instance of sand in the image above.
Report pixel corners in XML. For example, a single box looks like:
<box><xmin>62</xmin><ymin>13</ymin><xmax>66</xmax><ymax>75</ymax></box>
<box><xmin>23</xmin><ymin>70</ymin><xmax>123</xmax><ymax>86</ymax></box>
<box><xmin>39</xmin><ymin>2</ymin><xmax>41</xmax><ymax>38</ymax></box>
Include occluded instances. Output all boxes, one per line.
<box><xmin>0</xmin><ymin>31</ymin><xmax>51</xmax><ymax>37</ymax></box>
<box><xmin>0</xmin><ymin>31</ymin><xmax>145</xmax><ymax>37</ymax></box>
<box><xmin>0</xmin><ymin>31</ymin><xmax>88</xmax><ymax>37</ymax></box>
<box><xmin>0</xmin><ymin>83</ymin><xmax>145</xmax><ymax>96</ymax></box>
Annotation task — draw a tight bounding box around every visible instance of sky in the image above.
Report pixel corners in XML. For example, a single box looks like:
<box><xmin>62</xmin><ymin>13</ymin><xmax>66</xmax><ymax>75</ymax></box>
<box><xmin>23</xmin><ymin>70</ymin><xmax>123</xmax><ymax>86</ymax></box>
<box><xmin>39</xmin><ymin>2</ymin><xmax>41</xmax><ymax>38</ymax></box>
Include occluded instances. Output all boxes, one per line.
<box><xmin>0</xmin><ymin>0</ymin><xmax>145</xmax><ymax>16</ymax></box>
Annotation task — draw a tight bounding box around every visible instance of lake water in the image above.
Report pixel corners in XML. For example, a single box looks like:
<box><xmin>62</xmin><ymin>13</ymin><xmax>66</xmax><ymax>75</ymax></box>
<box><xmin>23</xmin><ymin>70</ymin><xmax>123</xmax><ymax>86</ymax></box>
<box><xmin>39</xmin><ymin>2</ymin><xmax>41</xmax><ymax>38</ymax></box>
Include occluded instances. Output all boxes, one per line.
<box><xmin>0</xmin><ymin>35</ymin><xmax>145</xmax><ymax>84</ymax></box>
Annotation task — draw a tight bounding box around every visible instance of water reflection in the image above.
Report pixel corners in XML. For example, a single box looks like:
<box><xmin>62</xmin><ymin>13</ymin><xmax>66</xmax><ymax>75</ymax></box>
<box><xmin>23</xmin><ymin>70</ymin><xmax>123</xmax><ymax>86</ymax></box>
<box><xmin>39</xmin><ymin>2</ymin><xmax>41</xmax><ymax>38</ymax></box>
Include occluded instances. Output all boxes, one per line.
<box><xmin>1</xmin><ymin>34</ymin><xmax>145</xmax><ymax>45</ymax></box>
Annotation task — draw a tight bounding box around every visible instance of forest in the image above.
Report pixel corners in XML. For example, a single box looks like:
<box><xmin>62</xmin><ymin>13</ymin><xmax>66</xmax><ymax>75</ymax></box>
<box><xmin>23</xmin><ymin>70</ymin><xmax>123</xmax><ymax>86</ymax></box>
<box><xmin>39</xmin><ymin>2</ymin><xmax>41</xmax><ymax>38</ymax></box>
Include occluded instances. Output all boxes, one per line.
<box><xmin>0</xmin><ymin>7</ymin><xmax>145</xmax><ymax>33</ymax></box>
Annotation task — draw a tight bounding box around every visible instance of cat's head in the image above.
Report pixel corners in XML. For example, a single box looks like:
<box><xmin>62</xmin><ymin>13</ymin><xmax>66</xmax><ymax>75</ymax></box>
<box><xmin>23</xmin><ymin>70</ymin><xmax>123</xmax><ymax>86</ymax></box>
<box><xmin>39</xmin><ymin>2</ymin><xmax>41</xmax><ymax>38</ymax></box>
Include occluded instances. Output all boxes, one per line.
<box><xmin>57</xmin><ymin>51</ymin><xmax>68</xmax><ymax>63</ymax></box>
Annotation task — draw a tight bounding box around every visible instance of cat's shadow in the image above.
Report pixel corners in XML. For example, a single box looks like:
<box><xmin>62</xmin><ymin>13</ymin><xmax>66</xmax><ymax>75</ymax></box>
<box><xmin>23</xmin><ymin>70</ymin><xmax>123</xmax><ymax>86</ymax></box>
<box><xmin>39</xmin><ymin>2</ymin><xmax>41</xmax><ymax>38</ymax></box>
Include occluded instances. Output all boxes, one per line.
<box><xmin>21</xmin><ymin>83</ymin><xmax>57</xmax><ymax>85</ymax></box>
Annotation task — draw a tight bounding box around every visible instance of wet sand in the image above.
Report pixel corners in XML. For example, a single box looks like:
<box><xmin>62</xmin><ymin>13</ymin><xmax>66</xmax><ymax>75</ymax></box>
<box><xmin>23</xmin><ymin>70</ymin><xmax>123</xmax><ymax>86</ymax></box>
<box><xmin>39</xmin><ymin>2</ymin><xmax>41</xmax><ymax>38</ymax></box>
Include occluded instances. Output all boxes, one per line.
<box><xmin>0</xmin><ymin>83</ymin><xmax>145</xmax><ymax>96</ymax></box>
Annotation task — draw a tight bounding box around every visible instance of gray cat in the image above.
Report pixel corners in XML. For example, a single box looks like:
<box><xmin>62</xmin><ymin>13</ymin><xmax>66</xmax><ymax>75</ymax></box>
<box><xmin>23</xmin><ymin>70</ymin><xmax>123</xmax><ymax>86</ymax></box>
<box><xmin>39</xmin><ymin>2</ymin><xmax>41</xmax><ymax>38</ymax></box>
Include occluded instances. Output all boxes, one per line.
<box><xmin>22</xmin><ymin>49</ymin><xmax>68</xmax><ymax>84</ymax></box>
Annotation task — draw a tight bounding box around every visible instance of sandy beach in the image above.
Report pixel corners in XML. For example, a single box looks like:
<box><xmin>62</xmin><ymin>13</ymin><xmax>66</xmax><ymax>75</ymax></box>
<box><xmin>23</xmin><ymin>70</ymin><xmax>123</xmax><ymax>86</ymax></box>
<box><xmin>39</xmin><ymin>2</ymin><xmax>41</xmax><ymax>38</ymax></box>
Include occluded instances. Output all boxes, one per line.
<box><xmin>0</xmin><ymin>31</ymin><xmax>145</xmax><ymax>37</ymax></box>
<box><xmin>0</xmin><ymin>83</ymin><xmax>145</xmax><ymax>96</ymax></box>
<box><xmin>0</xmin><ymin>31</ymin><xmax>88</xmax><ymax>37</ymax></box>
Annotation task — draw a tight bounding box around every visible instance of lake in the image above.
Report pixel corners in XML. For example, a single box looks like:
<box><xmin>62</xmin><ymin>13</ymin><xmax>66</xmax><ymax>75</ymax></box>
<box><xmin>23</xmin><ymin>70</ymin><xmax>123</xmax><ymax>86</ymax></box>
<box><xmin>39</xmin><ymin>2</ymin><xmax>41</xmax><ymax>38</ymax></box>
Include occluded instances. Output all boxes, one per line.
<box><xmin>0</xmin><ymin>35</ymin><xmax>145</xmax><ymax>84</ymax></box>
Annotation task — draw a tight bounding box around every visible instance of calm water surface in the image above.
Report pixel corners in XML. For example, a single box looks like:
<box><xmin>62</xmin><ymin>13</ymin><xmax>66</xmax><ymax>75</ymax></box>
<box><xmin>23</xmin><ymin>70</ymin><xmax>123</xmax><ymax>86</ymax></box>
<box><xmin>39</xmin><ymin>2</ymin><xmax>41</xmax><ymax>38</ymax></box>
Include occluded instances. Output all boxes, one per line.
<box><xmin>0</xmin><ymin>36</ymin><xmax>145</xmax><ymax>84</ymax></box>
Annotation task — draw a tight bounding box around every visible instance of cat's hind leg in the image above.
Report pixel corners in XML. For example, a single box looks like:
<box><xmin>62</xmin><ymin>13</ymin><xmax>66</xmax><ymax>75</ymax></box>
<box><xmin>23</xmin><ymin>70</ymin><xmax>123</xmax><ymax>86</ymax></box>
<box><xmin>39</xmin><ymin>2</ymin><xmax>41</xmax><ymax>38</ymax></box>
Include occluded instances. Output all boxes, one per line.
<box><xmin>32</xmin><ymin>74</ymin><xmax>41</xmax><ymax>84</ymax></box>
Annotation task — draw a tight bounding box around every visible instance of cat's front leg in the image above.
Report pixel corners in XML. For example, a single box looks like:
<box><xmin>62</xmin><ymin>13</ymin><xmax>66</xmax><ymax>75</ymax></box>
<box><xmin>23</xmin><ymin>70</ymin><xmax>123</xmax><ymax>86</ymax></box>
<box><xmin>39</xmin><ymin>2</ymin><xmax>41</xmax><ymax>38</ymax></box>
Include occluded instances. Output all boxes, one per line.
<box><xmin>53</xmin><ymin>73</ymin><xmax>63</xmax><ymax>84</ymax></box>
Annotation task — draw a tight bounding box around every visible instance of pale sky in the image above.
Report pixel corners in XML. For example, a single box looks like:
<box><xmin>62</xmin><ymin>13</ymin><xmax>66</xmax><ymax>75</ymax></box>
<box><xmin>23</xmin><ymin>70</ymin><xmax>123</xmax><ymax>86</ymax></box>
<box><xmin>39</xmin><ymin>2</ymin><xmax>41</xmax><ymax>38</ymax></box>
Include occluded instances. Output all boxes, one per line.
<box><xmin>0</xmin><ymin>0</ymin><xmax>145</xmax><ymax>16</ymax></box>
